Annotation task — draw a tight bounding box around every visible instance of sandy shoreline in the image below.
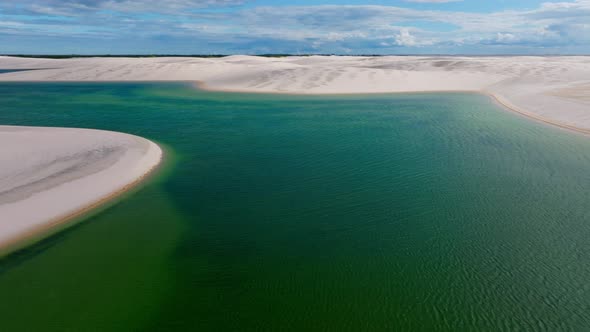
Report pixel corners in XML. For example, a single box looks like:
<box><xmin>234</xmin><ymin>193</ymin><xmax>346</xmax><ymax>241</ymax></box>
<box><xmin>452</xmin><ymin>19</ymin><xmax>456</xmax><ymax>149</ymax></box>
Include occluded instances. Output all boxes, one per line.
<box><xmin>1</xmin><ymin>55</ymin><xmax>589</xmax><ymax>130</ymax></box>
<box><xmin>197</xmin><ymin>79</ymin><xmax>590</xmax><ymax>136</ymax></box>
<box><xmin>0</xmin><ymin>126</ymin><xmax>162</xmax><ymax>256</ymax></box>
<box><xmin>0</xmin><ymin>156</ymin><xmax>162</xmax><ymax>257</ymax></box>
<box><xmin>487</xmin><ymin>93</ymin><xmax>590</xmax><ymax>136</ymax></box>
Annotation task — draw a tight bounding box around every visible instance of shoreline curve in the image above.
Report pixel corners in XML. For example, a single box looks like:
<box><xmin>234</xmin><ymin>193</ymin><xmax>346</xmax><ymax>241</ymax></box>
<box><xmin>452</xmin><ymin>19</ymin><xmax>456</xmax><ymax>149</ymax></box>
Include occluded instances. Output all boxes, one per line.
<box><xmin>196</xmin><ymin>80</ymin><xmax>590</xmax><ymax>136</ymax></box>
<box><xmin>1</xmin><ymin>55</ymin><xmax>588</xmax><ymax>134</ymax></box>
<box><xmin>0</xmin><ymin>126</ymin><xmax>163</xmax><ymax>257</ymax></box>
<box><xmin>486</xmin><ymin>92</ymin><xmax>590</xmax><ymax>136</ymax></box>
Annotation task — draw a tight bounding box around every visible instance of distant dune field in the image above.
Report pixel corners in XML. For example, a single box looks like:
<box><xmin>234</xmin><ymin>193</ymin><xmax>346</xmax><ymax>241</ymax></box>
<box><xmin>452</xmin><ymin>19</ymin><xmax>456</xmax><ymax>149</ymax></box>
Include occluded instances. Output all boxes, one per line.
<box><xmin>1</xmin><ymin>55</ymin><xmax>590</xmax><ymax>131</ymax></box>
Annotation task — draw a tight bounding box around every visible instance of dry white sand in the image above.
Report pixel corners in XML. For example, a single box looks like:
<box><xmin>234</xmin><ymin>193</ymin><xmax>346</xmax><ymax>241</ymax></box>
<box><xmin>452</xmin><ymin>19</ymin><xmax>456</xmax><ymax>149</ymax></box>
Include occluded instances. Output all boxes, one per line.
<box><xmin>0</xmin><ymin>126</ymin><xmax>162</xmax><ymax>253</ymax></box>
<box><xmin>1</xmin><ymin>55</ymin><xmax>589</xmax><ymax>131</ymax></box>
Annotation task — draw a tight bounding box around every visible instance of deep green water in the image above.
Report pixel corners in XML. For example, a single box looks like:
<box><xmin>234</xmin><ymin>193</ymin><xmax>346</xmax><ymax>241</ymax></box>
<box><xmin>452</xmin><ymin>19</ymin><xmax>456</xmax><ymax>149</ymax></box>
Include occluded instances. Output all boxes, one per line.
<box><xmin>0</xmin><ymin>83</ymin><xmax>590</xmax><ymax>331</ymax></box>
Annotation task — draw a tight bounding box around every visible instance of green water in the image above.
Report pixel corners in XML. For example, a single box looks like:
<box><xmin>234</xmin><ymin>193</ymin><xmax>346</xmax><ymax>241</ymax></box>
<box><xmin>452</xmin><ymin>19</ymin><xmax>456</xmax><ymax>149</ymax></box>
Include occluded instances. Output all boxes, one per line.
<box><xmin>0</xmin><ymin>83</ymin><xmax>589</xmax><ymax>331</ymax></box>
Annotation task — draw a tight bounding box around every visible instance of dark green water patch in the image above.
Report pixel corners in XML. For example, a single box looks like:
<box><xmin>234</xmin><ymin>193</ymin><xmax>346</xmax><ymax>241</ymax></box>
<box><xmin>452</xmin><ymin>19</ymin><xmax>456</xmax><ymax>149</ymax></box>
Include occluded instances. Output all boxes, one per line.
<box><xmin>0</xmin><ymin>83</ymin><xmax>589</xmax><ymax>331</ymax></box>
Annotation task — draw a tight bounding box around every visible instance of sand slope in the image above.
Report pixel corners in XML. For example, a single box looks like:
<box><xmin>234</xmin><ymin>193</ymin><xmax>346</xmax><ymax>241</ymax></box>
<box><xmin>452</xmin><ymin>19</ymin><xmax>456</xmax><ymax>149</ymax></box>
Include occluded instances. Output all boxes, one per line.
<box><xmin>1</xmin><ymin>55</ymin><xmax>589</xmax><ymax>130</ymax></box>
<box><xmin>0</xmin><ymin>126</ymin><xmax>162</xmax><ymax>253</ymax></box>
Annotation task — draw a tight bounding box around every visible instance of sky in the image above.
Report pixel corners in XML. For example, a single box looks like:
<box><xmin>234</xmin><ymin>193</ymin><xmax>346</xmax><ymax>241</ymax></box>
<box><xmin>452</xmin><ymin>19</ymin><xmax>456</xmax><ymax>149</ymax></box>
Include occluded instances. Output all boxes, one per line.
<box><xmin>0</xmin><ymin>0</ymin><xmax>589</xmax><ymax>54</ymax></box>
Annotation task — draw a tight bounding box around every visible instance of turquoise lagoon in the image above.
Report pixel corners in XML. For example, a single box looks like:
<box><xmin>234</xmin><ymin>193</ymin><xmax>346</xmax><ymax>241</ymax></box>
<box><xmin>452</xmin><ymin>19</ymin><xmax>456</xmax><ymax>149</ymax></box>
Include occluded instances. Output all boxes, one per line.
<box><xmin>0</xmin><ymin>83</ymin><xmax>589</xmax><ymax>331</ymax></box>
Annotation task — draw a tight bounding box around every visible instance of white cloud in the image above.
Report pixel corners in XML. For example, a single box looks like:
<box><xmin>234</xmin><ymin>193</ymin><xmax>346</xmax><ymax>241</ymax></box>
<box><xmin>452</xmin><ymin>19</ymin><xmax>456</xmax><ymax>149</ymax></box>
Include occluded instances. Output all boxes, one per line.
<box><xmin>1</xmin><ymin>1</ymin><xmax>589</xmax><ymax>53</ymax></box>
<box><xmin>495</xmin><ymin>33</ymin><xmax>518</xmax><ymax>43</ymax></box>
<box><xmin>2</xmin><ymin>0</ymin><xmax>247</xmax><ymax>15</ymax></box>
<box><xmin>395</xmin><ymin>29</ymin><xmax>417</xmax><ymax>46</ymax></box>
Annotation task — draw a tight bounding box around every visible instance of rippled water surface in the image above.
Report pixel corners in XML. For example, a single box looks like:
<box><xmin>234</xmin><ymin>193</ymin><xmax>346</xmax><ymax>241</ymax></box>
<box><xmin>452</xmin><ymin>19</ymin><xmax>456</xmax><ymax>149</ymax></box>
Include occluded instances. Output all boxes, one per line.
<box><xmin>0</xmin><ymin>83</ymin><xmax>589</xmax><ymax>331</ymax></box>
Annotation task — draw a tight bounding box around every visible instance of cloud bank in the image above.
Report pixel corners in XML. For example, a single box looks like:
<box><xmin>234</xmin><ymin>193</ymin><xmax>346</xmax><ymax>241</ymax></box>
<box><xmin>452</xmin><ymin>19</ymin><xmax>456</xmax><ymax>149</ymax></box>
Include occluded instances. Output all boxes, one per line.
<box><xmin>0</xmin><ymin>0</ymin><xmax>588</xmax><ymax>54</ymax></box>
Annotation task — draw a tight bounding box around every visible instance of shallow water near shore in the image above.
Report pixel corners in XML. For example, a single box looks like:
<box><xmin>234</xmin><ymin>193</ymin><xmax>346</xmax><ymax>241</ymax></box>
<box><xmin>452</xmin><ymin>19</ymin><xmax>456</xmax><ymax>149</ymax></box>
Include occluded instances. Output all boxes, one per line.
<box><xmin>0</xmin><ymin>82</ymin><xmax>590</xmax><ymax>331</ymax></box>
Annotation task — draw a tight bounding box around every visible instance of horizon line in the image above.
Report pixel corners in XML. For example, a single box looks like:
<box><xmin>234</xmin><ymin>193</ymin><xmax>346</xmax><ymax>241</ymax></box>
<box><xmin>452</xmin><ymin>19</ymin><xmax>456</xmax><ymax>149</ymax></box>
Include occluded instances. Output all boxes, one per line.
<box><xmin>3</xmin><ymin>54</ymin><xmax>590</xmax><ymax>59</ymax></box>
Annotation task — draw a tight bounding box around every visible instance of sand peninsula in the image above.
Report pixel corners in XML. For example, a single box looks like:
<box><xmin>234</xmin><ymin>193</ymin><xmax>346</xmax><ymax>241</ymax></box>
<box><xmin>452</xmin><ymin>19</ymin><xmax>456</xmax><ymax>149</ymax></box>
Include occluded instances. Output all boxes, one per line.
<box><xmin>0</xmin><ymin>126</ymin><xmax>162</xmax><ymax>255</ymax></box>
<box><xmin>0</xmin><ymin>55</ymin><xmax>588</xmax><ymax>253</ymax></box>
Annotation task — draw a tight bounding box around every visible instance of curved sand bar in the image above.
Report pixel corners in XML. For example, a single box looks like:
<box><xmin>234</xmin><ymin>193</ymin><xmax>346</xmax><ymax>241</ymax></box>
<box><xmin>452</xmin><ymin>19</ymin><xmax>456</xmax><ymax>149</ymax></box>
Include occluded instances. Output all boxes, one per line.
<box><xmin>0</xmin><ymin>126</ymin><xmax>162</xmax><ymax>254</ymax></box>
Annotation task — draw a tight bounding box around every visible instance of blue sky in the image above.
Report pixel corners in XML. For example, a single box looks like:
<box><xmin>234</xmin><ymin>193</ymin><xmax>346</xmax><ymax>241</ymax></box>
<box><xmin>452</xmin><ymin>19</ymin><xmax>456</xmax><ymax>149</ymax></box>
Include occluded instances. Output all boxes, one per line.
<box><xmin>0</xmin><ymin>0</ymin><xmax>589</xmax><ymax>54</ymax></box>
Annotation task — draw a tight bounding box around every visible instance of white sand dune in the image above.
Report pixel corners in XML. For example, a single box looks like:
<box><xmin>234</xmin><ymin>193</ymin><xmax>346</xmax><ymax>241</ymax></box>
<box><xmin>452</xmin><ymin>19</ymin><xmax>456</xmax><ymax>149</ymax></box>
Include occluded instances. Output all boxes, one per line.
<box><xmin>1</xmin><ymin>55</ymin><xmax>589</xmax><ymax>131</ymax></box>
<box><xmin>0</xmin><ymin>126</ymin><xmax>161</xmax><ymax>253</ymax></box>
